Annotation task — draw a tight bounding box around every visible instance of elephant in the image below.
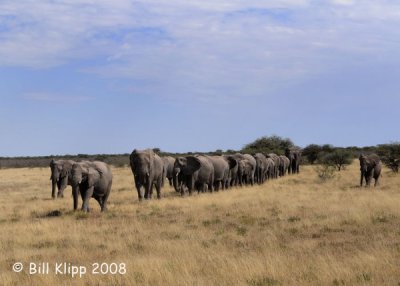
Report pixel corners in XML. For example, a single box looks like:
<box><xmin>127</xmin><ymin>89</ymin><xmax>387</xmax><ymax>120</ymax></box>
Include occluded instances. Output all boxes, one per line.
<box><xmin>237</xmin><ymin>159</ymin><xmax>254</xmax><ymax>186</ymax></box>
<box><xmin>359</xmin><ymin>154</ymin><xmax>382</xmax><ymax>187</ymax></box>
<box><xmin>254</xmin><ymin>153</ymin><xmax>268</xmax><ymax>184</ymax></box>
<box><xmin>265</xmin><ymin>157</ymin><xmax>275</xmax><ymax>181</ymax></box>
<box><xmin>130</xmin><ymin>149</ymin><xmax>164</xmax><ymax>201</ymax></box>
<box><xmin>70</xmin><ymin>161</ymin><xmax>112</xmax><ymax>212</ymax></box>
<box><xmin>223</xmin><ymin>154</ymin><xmax>239</xmax><ymax>187</ymax></box>
<box><xmin>286</xmin><ymin>148</ymin><xmax>302</xmax><ymax>174</ymax></box>
<box><xmin>173</xmin><ymin>155</ymin><xmax>214</xmax><ymax>195</ymax></box>
<box><xmin>266</xmin><ymin>153</ymin><xmax>280</xmax><ymax>179</ymax></box>
<box><xmin>278</xmin><ymin>155</ymin><xmax>290</xmax><ymax>176</ymax></box>
<box><xmin>206</xmin><ymin>155</ymin><xmax>236</xmax><ymax>191</ymax></box>
<box><xmin>162</xmin><ymin>156</ymin><xmax>175</xmax><ymax>187</ymax></box>
<box><xmin>49</xmin><ymin>159</ymin><xmax>75</xmax><ymax>199</ymax></box>
<box><xmin>223</xmin><ymin>153</ymin><xmax>256</xmax><ymax>186</ymax></box>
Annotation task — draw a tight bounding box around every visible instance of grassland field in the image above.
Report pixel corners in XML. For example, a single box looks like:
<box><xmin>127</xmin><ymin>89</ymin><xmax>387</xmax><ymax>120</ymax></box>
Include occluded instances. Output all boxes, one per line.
<box><xmin>1</xmin><ymin>162</ymin><xmax>400</xmax><ymax>285</ymax></box>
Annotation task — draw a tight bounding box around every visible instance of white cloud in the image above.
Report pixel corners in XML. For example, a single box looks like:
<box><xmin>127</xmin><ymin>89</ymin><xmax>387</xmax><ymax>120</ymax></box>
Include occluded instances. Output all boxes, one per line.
<box><xmin>1</xmin><ymin>0</ymin><xmax>400</xmax><ymax>102</ymax></box>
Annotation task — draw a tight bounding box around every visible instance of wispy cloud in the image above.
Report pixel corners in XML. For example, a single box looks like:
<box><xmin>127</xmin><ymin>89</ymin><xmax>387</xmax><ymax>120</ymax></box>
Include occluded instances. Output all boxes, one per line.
<box><xmin>2</xmin><ymin>0</ymin><xmax>400</xmax><ymax>103</ymax></box>
<box><xmin>23</xmin><ymin>92</ymin><xmax>93</xmax><ymax>103</ymax></box>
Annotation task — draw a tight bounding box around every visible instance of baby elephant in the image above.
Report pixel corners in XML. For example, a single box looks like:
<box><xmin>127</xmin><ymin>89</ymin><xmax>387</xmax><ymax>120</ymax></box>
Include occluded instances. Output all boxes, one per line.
<box><xmin>71</xmin><ymin>161</ymin><xmax>113</xmax><ymax>212</ymax></box>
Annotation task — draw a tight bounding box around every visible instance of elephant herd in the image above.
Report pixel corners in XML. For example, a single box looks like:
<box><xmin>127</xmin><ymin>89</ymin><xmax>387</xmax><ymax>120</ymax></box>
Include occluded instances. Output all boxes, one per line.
<box><xmin>50</xmin><ymin>160</ymin><xmax>112</xmax><ymax>212</ymax></box>
<box><xmin>49</xmin><ymin>148</ymin><xmax>302</xmax><ymax>212</ymax></box>
<box><xmin>48</xmin><ymin>149</ymin><xmax>382</xmax><ymax>213</ymax></box>
<box><xmin>129</xmin><ymin>149</ymin><xmax>302</xmax><ymax>200</ymax></box>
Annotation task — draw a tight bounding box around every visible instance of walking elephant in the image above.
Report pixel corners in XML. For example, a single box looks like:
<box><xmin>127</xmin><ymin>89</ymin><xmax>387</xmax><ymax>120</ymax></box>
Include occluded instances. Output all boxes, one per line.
<box><xmin>130</xmin><ymin>149</ymin><xmax>164</xmax><ymax>201</ymax></box>
<box><xmin>238</xmin><ymin>159</ymin><xmax>254</xmax><ymax>186</ymax></box>
<box><xmin>162</xmin><ymin>156</ymin><xmax>175</xmax><ymax>187</ymax></box>
<box><xmin>223</xmin><ymin>155</ymin><xmax>239</xmax><ymax>187</ymax></box>
<box><xmin>359</xmin><ymin>154</ymin><xmax>382</xmax><ymax>187</ymax></box>
<box><xmin>265</xmin><ymin>157</ymin><xmax>275</xmax><ymax>181</ymax></box>
<box><xmin>279</xmin><ymin>155</ymin><xmax>290</xmax><ymax>176</ymax></box>
<box><xmin>224</xmin><ymin>153</ymin><xmax>256</xmax><ymax>186</ymax></box>
<box><xmin>49</xmin><ymin>159</ymin><xmax>75</xmax><ymax>199</ymax></box>
<box><xmin>205</xmin><ymin>155</ymin><xmax>237</xmax><ymax>191</ymax></box>
<box><xmin>173</xmin><ymin>155</ymin><xmax>214</xmax><ymax>195</ymax></box>
<box><xmin>286</xmin><ymin>148</ymin><xmax>302</xmax><ymax>174</ymax></box>
<box><xmin>254</xmin><ymin>153</ymin><xmax>268</xmax><ymax>184</ymax></box>
<box><xmin>266</xmin><ymin>153</ymin><xmax>280</xmax><ymax>179</ymax></box>
<box><xmin>70</xmin><ymin>161</ymin><xmax>112</xmax><ymax>212</ymax></box>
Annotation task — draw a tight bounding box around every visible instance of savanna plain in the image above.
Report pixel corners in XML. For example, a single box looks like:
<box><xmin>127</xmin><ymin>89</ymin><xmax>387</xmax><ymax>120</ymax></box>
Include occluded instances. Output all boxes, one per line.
<box><xmin>1</xmin><ymin>162</ymin><xmax>400</xmax><ymax>286</ymax></box>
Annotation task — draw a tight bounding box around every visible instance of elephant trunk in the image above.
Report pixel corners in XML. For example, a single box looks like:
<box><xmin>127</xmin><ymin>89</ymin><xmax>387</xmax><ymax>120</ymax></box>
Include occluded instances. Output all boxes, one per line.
<box><xmin>173</xmin><ymin>171</ymin><xmax>180</xmax><ymax>192</ymax></box>
<box><xmin>51</xmin><ymin>180</ymin><xmax>57</xmax><ymax>199</ymax></box>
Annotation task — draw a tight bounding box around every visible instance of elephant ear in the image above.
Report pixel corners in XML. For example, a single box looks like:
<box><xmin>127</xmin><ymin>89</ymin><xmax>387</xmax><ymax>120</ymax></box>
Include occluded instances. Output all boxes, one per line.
<box><xmin>184</xmin><ymin>156</ymin><xmax>201</xmax><ymax>175</ymax></box>
<box><xmin>60</xmin><ymin>162</ymin><xmax>72</xmax><ymax>178</ymax></box>
<box><xmin>87</xmin><ymin>168</ymin><xmax>97</xmax><ymax>188</ymax></box>
<box><xmin>50</xmin><ymin>159</ymin><xmax>55</xmax><ymax>167</ymax></box>
<box><xmin>227</xmin><ymin>157</ymin><xmax>237</xmax><ymax>169</ymax></box>
<box><xmin>130</xmin><ymin>149</ymin><xmax>140</xmax><ymax>167</ymax></box>
<box><xmin>60</xmin><ymin>168</ymin><xmax>69</xmax><ymax>178</ymax></box>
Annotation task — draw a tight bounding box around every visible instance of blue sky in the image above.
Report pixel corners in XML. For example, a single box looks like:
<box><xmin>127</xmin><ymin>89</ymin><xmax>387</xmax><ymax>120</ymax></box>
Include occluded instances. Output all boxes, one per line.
<box><xmin>0</xmin><ymin>0</ymin><xmax>399</xmax><ymax>156</ymax></box>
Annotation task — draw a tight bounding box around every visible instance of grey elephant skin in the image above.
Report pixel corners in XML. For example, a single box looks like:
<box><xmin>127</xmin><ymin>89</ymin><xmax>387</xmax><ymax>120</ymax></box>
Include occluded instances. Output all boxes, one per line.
<box><xmin>173</xmin><ymin>155</ymin><xmax>214</xmax><ymax>195</ymax></box>
<box><xmin>206</xmin><ymin>155</ymin><xmax>236</xmax><ymax>190</ymax></box>
<box><xmin>286</xmin><ymin>148</ymin><xmax>302</xmax><ymax>174</ymax></box>
<box><xmin>162</xmin><ymin>156</ymin><xmax>175</xmax><ymax>187</ymax></box>
<box><xmin>279</xmin><ymin>155</ymin><xmax>290</xmax><ymax>176</ymax></box>
<box><xmin>49</xmin><ymin>159</ymin><xmax>75</xmax><ymax>199</ymax></box>
<box><xmin>225</xmin><ymin>153</ymin><xmax>256</xmax><ymax>186</ymax></box>
<box><xmin>265</xmin><ymin>158</ymin><xmax>275</xmax><ymax>180</ymax></box>
<box><xmin>266</xmin><ymin>153</ymin><xmax>280</xmax><ymax>179</ymax></box>
<box><xmin>222</xmin><ymin>155</ymin><xmax>239</xmax><ymax>187</ymax></box>
<box><xmin>359</xmin><ymin>154</ymin><xmax>382</xmax><ymax>187</ymax></box>
<box><xmin>130</xmin><ymin>149</ymin><xmax>164</xmax><ymax>201</ymax></box>
<box><xmin>254</xmin><ymin>153</ymin><xmax>268</xmax><ymax>184</ymax></box>
<box><xmin>71</xmin><ymin>161</ymin><xmax>113</xmax><ymax>212</ymax></box>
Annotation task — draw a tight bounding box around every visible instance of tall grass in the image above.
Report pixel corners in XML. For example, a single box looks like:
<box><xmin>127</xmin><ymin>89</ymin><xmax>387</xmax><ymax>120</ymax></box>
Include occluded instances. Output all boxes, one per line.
<box><xmin>0</xmin><ymin>162</ymin><xmax>400</xmax><ymax>285</ymax></box>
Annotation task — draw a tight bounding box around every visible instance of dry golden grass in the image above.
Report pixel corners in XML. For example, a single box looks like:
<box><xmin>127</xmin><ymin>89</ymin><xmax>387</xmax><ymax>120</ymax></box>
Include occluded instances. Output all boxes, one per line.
<box><xmin>1</xmin><ymin>162</ymin><xmax>400</xmax><ymax>285</ymax></box>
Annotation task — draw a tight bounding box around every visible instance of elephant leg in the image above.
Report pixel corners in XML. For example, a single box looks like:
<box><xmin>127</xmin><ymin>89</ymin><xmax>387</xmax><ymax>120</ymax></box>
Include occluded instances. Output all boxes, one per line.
<box><xmin>209</xmin><ymin>174</ymin><xmax>214</xmax><ymax>192</ymax></box>
<box><xmin>93</xmin><ymin>194</ymin><xmax>102</xmax><ymax>207</ymax></box>
<box><xmin>374</xmin><ymin>177</ymin><xmax>379</xmax><ymax>187</ymax></box>
<box><xmin>156</xmin><ymin>178</ymin><xmax>162</xmax><ymax>199</ymax></box>
<box><xmin>81</xmin><ymin>186</ymin><xmax>94</xmax><ymax>212</ymax></box>
<box><xmin>144</xmin><ymin>182</ymin><xmax>151</xmax><ymax>199</ymax></box>
<box><xmin>360</xmin><ymin>172</ymin><xmax>364</xmax><ymax>187</ymax></box>
<box><xmin>374</xmin><ymin>171</ymin><xmax>380</xmax><ymax>187</ymax></box>
<box><xmin>168</xmin><ymin>178</ymin><xmax>173</xmax><ymax>187</ymax></box>
<box><xmin>180</xmin><ymin>184</ymin><xmax>185</xmax><ymax>196</ymax></box>
<box><xmin>136</xmin><ymin>182</ymin><xmax>143</xmax><ymax>201</ymax></box>
<box><xmin>366</xmin><ymin>171</ymin><xmax>372</xmax><ymax>187</ymax></box>
<box><xmin>101</xmin><ymin>184</ymin><xmax>111</xmax><ymax>212</ymax></box>
<box><xmin>149</xmin><ymin>184</ymin><xmax>154</xmax><ymax>199</ymax></box>
<box><xmin>215</xmin><ymin>181</ymin><xmax>220</xmax><ymax>191</ymax></box>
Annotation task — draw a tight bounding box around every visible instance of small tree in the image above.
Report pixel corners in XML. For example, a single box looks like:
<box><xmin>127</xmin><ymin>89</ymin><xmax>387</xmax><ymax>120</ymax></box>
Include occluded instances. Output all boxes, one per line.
<box><xmin>315</xmin><ymin>164</ymin><xmax>336</xmax><ymax>181</ymax></box>
<box><xmin>378</xmin><ymin>143</ymin><xmax>400</xmax><ymax>173</ymax></box>
<box><xmin>242</xmin><ymin>135</ymin><xmax>294</xmax><ymax>154</ymax></box>
<box><xmin>319</xmin><ymin>149</ymin><xmax>353</xmax><ymax>171</ymax></box>
<box><xmin>303</xmin><ymin>144</ymin><xmax>323</xmax><ymax>164</ymax></box>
